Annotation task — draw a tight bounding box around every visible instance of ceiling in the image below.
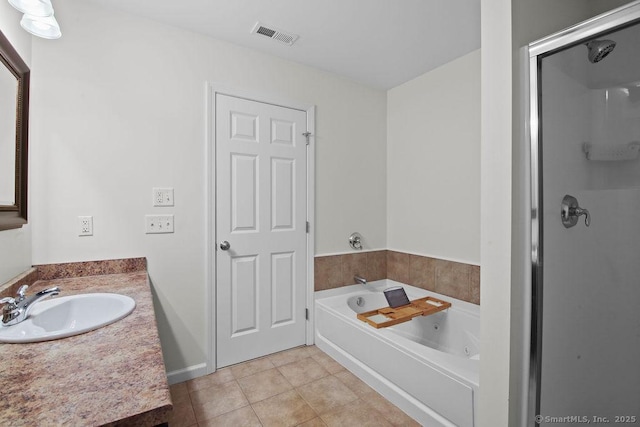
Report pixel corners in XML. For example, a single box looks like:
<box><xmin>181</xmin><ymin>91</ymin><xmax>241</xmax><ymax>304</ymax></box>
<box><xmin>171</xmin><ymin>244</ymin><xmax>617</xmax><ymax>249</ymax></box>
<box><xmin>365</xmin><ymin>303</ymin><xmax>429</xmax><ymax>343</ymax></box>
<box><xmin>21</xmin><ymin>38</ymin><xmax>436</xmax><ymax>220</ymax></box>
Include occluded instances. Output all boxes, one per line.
<box><xmin>85</xmin><ymin>0</ymin><xmax>481</xmax><ymax>90</ymax></box>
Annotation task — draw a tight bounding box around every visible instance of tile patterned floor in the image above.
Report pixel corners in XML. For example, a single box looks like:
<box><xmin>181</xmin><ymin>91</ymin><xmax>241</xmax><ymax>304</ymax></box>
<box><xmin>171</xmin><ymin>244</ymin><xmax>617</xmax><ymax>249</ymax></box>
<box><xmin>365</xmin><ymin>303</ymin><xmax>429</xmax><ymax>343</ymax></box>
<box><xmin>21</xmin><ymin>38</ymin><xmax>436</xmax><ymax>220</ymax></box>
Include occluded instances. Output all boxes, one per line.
<box><xmin>168</xmin><ymin>345</ymin><xmax>421</xmax><ymax>427</ymax></box>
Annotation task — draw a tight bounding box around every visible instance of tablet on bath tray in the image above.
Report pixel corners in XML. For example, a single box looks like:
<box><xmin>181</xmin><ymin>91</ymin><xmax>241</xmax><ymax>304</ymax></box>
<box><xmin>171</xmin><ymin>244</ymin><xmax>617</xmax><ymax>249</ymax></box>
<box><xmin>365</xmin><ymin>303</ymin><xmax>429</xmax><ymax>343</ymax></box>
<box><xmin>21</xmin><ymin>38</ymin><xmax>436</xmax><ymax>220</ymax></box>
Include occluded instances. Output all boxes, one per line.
<box><xmin>383</xmin><ymin>286</ymin><xmax>411</xmax><ymax>308</ymax></box>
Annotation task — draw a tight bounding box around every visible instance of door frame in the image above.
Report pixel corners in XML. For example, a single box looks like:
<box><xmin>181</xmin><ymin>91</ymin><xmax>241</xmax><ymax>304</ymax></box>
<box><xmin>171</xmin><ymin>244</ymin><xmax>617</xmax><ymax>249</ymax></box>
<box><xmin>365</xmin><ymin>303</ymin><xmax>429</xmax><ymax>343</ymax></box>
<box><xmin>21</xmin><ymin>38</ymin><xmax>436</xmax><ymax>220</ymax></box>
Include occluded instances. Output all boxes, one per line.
<box><xmin>205</xmin><ymin>83</ymin><xmax>315</xmax><ymax>373</ymax></box>
<box><xmin>526</xmin><ymin>3</ymin><xmax>640</xmax><ymax>424</ymax></box>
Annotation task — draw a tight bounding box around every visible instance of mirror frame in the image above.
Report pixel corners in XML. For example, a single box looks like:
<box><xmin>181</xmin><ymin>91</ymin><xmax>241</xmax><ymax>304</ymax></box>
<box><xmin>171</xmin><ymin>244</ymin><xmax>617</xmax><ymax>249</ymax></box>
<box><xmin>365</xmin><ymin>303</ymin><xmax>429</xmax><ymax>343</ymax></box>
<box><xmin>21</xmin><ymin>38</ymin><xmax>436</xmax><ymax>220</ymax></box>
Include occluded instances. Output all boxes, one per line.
<box><xmin>0</xmin><ymin>28</ymin><xmax>29</xmax><ymax>231</ymax></box>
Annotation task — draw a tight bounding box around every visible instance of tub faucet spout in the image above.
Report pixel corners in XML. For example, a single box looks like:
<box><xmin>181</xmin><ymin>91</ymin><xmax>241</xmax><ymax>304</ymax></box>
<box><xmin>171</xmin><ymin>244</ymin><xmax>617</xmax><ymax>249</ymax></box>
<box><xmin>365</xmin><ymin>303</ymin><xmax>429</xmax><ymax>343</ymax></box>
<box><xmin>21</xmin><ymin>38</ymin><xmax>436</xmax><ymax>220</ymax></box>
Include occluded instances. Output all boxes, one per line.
<box><xmin>354</xmin><ymin>276</ymin><xmax>367</xmax><ymax>286</ymax></box>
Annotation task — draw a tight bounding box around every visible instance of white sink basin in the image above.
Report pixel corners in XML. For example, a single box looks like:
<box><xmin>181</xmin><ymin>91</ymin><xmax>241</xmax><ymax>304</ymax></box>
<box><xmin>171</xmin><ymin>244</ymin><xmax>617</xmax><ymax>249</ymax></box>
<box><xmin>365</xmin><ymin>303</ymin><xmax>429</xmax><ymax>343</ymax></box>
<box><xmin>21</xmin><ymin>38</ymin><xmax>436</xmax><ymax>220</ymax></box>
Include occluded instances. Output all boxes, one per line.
<box><xmin>0</xmin><ymin>293</ymin><xmax>135</xmax><ymax>343</ymax></box>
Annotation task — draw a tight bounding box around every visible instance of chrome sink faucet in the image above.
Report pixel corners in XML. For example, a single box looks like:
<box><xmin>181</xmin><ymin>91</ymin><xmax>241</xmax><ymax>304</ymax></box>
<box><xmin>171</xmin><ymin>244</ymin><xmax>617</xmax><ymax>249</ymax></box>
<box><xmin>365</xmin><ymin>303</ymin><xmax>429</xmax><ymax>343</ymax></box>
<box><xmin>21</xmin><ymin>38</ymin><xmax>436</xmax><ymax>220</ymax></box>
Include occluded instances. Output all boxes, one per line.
<box><xmin>354</xmin><ymin>276</ymin><xmax>367</xmax><ymax>286</ymax></box>
<box><xmin>0</xmin><ymin>285</ymin><xmax>60</xmax><ymax>326</ymax></box>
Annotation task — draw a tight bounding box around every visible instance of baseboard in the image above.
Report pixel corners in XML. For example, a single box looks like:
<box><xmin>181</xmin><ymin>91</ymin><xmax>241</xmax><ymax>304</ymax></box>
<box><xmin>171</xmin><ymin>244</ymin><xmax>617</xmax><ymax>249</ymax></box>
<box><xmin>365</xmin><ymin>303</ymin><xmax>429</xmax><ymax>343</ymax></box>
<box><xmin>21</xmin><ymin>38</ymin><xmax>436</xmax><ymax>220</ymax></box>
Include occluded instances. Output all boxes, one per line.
<box><xmin>166</xmin><ymin>363</ymin><xmax>208</xmax><ymax>385</ymax></box>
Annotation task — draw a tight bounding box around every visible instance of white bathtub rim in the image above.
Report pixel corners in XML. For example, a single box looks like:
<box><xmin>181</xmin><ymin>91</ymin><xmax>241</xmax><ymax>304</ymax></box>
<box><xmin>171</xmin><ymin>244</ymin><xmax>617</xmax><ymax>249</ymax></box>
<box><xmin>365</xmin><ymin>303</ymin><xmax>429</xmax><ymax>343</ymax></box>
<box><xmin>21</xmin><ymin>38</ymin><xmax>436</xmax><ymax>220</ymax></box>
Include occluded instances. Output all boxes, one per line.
<box><xmin>315</xmin><ymin>280</ymin><xmax>480</xmax><ymax>317</ymax></box>
<box><xmin>315</xmin><ymin>281</ymin><xmax>480</xmax><ymax>387</ymax></box>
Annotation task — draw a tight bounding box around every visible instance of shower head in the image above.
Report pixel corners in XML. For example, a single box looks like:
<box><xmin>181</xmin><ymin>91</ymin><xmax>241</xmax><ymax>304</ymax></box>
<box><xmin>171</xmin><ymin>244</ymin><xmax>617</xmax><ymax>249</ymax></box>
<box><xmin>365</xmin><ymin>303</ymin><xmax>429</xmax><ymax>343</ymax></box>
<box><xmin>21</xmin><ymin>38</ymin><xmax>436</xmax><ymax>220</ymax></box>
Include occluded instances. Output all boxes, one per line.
<box><xmin>585</xmin><ymin>39</ymin><xmax>616</xmax><ymax>63</ymax></box>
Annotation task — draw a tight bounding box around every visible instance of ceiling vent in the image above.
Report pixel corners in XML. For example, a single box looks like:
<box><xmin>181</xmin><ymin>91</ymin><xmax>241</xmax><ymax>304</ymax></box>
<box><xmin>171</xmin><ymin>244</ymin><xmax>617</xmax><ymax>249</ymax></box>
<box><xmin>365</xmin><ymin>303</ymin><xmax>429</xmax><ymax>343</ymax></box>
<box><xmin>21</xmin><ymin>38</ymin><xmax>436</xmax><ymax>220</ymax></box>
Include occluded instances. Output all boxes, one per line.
<box><xmin>251</xmin><ymin>22</ymin><xmax>299</xmax><ymax>46</ymax></box>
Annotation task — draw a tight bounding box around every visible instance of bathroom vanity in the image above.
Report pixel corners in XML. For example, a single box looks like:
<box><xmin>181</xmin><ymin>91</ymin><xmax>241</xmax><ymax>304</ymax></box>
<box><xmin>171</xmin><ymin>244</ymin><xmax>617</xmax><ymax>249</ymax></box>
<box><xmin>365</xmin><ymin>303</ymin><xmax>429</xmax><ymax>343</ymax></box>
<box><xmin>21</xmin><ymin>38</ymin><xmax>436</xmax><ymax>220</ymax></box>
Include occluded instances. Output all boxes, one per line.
<box><xmin>0</xmin><ymin>259</ymin><xmax>172</xmax><ymax>426</ymax></box>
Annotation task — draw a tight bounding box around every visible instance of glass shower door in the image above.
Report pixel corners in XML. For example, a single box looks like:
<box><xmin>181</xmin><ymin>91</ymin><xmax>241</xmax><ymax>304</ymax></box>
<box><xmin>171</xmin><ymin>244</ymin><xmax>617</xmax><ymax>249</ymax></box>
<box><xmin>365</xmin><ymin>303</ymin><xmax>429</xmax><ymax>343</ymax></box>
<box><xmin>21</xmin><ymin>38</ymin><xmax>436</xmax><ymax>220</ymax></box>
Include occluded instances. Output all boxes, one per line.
<box><xmin>532</xmin><ymin>12</ymin><xmax>640</xmax><ymax>426</ymax></box>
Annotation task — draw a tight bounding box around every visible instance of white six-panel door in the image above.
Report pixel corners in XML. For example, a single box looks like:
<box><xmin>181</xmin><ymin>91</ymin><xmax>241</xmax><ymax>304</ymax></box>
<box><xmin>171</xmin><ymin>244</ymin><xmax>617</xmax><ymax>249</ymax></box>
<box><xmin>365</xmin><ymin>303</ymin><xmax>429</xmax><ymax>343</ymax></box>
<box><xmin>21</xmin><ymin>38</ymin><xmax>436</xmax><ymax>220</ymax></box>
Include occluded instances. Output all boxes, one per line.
<box><xmin>216</xmin><ymin>94</ymin><xmax>307</xmax><ymax>368</ymax></box>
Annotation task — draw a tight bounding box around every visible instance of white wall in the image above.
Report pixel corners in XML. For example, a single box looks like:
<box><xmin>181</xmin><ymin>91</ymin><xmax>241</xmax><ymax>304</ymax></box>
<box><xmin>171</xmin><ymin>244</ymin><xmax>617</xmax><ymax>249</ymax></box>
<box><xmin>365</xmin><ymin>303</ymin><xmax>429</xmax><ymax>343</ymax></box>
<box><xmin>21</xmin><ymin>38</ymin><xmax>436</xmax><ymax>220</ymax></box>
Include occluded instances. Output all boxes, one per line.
<box><xmin>387</xmin><ymin>50</ymin><xmax>480</xmax><ymax>264</ymax></box>
<box><xmin>0</xmin><ymin>3</ymin><xmax>30</xmax><ymax>63</ymax></box>
<box><xmin>479</xmin><ymin>1</ymin><xmax>513</xmax><ymax>424</ymax></box>
<box><xmin>29</xmin><ymin>0</ymin><xmax>387</xmax><ymax>374</ymax></box>
<box><xmin>0</xmin><ymin>3</ymin><xmax>32</xmax><ymax>285</ymax></box>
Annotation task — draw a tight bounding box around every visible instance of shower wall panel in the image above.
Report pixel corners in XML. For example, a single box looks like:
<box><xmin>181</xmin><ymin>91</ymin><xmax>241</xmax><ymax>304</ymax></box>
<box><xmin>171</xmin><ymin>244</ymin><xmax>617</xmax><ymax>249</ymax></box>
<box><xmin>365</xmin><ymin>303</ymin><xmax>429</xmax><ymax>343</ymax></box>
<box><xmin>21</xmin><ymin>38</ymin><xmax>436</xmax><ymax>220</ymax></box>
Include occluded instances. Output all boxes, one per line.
<box><xmin>538</xmin><ymin>27</ymin><xmax>640</xmax><ymax>421</ymax></box>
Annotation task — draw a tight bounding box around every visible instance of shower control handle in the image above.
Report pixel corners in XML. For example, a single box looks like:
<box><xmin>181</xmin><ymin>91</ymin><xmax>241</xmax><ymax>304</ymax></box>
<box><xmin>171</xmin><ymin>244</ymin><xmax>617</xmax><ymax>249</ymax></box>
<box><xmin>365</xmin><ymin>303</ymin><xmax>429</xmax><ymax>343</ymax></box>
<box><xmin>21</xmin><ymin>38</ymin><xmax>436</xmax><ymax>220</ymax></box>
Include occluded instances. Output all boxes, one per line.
<box><xmin>561</xmin><ymin>195</ymin><xmax>591</xmax><ymax>228</ymax></box>
<box><xmin>219</xmin><ymin>241</ymin><xmax>231</xmax><ymax>251</ymax></box>
<box><xmin>573</xmin><ymin>206</ymin><xmax>591</xmax><ymax>227</ymax></box>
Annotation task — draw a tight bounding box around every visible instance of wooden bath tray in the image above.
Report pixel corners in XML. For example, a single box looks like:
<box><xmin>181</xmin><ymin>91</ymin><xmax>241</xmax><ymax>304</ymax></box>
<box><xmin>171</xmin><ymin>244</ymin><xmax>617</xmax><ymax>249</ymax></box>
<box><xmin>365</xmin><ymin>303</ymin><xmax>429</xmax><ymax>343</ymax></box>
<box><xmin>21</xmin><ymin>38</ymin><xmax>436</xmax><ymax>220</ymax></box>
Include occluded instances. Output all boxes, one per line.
<box><xmin>357</xmin><ymin>296</ymin><xmax>451</xmax><ymax>329</ymax></box>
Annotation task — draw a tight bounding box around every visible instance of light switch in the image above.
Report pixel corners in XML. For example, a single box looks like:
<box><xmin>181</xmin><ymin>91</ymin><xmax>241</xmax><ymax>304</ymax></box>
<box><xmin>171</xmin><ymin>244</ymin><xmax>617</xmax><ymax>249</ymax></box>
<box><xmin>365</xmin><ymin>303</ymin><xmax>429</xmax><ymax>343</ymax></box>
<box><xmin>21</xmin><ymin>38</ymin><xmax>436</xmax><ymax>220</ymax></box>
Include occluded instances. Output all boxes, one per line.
<box><xmin>145</xmin><ymin>215</ymin><xmax>174</xmax><ymax>234</ymax></box>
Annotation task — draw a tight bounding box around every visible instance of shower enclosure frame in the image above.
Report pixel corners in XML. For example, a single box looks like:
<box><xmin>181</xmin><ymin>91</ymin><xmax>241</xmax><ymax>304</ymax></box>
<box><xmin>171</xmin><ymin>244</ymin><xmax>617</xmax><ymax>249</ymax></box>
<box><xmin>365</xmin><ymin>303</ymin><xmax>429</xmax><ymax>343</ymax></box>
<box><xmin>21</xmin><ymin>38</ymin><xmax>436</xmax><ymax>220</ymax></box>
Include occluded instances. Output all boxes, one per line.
<box><xmin>526</xmin><ymin>1</ymin><xmax>640</xmax><ymax>424</ymax></box>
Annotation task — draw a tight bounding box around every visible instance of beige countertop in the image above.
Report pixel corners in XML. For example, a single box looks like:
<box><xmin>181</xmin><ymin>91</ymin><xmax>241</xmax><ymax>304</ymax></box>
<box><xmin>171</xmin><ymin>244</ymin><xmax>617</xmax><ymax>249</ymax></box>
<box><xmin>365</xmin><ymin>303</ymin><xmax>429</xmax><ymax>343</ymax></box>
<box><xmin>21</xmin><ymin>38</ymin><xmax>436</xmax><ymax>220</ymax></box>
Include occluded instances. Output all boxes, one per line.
<box><xmin>0</xmin><ymin>270</ymin><xmax>172</xmax><ymax>426</ymax></box>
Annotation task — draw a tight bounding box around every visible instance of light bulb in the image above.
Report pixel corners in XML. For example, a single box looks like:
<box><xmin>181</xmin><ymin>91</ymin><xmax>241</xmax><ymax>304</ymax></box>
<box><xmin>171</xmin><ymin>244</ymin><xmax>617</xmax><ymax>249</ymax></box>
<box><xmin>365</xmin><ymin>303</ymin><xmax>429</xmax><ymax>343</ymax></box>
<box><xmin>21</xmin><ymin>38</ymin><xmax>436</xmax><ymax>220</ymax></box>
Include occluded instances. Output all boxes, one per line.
<box><xmin>20</xmin><ymin>13</ymin><xmax>61</xmax><ymax>39</ymax></box>
<box><xmin>8</xmin><ymin>0</ymin><xmax>53</xmax><ymax>17</ymax></box>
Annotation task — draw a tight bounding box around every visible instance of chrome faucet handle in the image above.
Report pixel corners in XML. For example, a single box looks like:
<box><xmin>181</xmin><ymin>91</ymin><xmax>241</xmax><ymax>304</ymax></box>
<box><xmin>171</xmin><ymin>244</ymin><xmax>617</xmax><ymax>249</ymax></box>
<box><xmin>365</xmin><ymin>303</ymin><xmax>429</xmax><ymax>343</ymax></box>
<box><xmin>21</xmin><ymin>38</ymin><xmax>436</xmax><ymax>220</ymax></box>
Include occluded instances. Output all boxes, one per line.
<box><xmin>0</xmin><ymin>296</ymin><xmax>17</xmax><ymax>314</ymax></box>
<box><xmin>349</xmin><ymin>232</ymin><xmax>363</xmax><ymax>250</ymax></box>
<box><xmin>561</xmin><ymin>195</ymin><xmax>591</xmax><ymax>228</ymax></box>
<box><xmin>0</xmin><ymin>296</ymin><xmax>16</xmax><ymax>306</ymax></box>
<box><xmin>16</xmin><ymin>284</ymin><xmax>28</xmax><ymax>301</ymax></box>
<box><xmin>1</xmin><ymin>297</ymin><xmax>19</xmax><ymax>325</ymax></box>
<box><xmin>573</xmin><ymin>207</ymin><xmax>591</xmax><ymax>227</ymax></box>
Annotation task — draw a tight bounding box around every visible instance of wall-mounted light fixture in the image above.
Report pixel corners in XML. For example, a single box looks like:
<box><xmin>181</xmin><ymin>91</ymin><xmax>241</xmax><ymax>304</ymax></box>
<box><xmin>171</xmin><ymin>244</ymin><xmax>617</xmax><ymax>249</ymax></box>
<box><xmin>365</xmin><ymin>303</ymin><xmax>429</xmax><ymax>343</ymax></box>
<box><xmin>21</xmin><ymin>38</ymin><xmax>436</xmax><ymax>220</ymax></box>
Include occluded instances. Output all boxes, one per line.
<box><xmin>9</xmin><ymin>0</ymin><xmax>52</xmax><ymax>16</ymax></box>
<box><xmin>8</xmin><ymin>0</ymin><xmax>61</xmax><ymax>39</ymax></box>
<box><xmin>20</xmin><ymin>12</ymin><xmax>61</xmax><ymax>39</ymax></box>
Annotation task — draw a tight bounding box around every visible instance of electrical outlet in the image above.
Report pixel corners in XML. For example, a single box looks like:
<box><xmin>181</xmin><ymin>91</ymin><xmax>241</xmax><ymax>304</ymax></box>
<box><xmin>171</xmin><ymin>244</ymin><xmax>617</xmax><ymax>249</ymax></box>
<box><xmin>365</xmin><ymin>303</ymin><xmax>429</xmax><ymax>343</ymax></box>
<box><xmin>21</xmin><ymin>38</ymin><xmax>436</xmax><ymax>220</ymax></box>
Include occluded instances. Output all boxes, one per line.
<box><xmin>145</xmin><ymin>215</ymin><xmax>174</xmax><ymax>234</ymax></box>
<box><xmin>152</xmin><ymin>188</ymin><xmax>174</xmax><ymax>207</ymax></box>
<box><xmin>78</xmin><ymin>216</ymin><xmax>93</xmax><ymax>236</ymax></box>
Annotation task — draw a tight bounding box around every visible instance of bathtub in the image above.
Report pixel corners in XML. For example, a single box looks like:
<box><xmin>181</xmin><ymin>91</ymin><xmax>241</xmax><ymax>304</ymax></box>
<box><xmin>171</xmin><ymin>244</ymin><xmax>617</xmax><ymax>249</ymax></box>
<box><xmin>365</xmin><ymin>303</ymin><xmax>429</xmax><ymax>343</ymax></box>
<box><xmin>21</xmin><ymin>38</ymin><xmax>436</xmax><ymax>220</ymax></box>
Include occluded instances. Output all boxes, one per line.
<box><xmin>314</xmin><ymin>280</ymin><xmax>480</xmax><ymax>427</ymax></box>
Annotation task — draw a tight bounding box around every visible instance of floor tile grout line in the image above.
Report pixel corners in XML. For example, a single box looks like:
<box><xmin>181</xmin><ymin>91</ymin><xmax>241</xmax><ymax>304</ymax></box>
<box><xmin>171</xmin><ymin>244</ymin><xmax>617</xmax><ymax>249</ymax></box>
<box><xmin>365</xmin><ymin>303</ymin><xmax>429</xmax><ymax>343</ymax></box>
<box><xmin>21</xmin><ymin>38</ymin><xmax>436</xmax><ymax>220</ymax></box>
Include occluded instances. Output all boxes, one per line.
<box><xmin>232</xmin><ymin>377</ymin><xmax>247</xmax><ymax>395</ymax></box>
<box><xmin>274</xmin><ymin>354</ymin><xmax>330</xmax><ymax>388</ymax></box>
<box><xmin>231</xmin><ymin>356</ymin><xmax>276</xmax><ymax>381</ymax></box>
<box><xmin>293</xmin><ymin>367</ymin><xmax>387</xmax><ymax>423</ymax></box>
<box><xmin>186</xmin><ymin>386</ymin><xmax>196</xmax><ymax>421</ymax></box>
<box><xmin>237</xmin><ymin>365</ymin><xmax>296</xmax><ymax>405</ymax></box>
<box><xmin>273</xmin><ymin>360</ymin><xmax>297</xmax><ymax>389</ymax></box>
<box><xmin>242</xmin><ymin>377</ymin><xmax>295</xmax><ymax>405</ymax></box>
<box><xmin>340</xmin><ymin>378</ymin><xmax>416</xmax><ymax>425</ymax></box>
<box><xmin>292</xmin><ymin>378</ymin><xmax>345</xmax><ymax>421</ymax></box>
<box><xmin>247</xmin><ymin>397</ymin><xmax>267</xmax><ymax>427</ymax></box>
<box><xmin>189</xmin><ymin>378</ymin><xmax>255</xmax><ymax>425</ymax></box>
<box><xmin>248</xmin><ymin>388</ymin><xmax>320</xmax><ymax>426</ymax></box>
<box><xmin>168</xmin><ymin>383</ymin><xmax>198</xmax><ymax>426</ymax></box>
<box><xmin>231</xmin><ymin>378</ymin><xmax>256</xmax><ymax>419</ymax></box>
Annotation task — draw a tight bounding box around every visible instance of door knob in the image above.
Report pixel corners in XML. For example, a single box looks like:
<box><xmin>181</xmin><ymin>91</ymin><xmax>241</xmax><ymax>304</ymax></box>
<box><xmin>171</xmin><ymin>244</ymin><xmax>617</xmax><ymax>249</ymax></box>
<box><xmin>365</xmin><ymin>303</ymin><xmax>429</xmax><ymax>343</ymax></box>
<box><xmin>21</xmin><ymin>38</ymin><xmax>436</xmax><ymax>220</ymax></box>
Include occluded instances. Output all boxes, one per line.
<box><xmin>219</xmin><ymin>241</ymin><xmax>231</xmax><ymax>251</ymax></box>
<box><xmin>561</xmin><ymin>195</ymin><xmax>591</xmax><ymax>228</ymax></box>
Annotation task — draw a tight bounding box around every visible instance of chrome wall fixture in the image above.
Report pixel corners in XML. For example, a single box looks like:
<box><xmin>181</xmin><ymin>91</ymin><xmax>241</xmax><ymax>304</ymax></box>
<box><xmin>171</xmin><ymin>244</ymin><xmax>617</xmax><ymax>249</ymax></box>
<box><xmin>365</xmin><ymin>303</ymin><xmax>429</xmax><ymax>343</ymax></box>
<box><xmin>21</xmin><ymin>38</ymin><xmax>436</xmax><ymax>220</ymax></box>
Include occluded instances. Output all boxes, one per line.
<box><xmin>7</xmin><ymin>0</ymin><xmax>62</xmax><ymax>39</ymax></box>
<box><xmin>561</xmin><ymin>195</ymin><xmax>591</xmax><ymax>228</ymax></box>
<box><xmin>348</xmin><ymin>232</ymin><xmax>363</xmax><ymax>250</ymax></box>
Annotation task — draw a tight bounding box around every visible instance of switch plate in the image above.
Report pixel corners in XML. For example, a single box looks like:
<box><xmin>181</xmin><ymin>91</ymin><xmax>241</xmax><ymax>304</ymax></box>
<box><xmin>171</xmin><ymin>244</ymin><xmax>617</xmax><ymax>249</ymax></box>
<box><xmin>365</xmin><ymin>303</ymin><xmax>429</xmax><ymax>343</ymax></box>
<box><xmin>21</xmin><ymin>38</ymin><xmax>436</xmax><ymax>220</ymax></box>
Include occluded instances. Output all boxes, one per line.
<box><xmin>78</xmin><ymin>216</ymin><xmax>93</xmax><ymax>236</ymax></box>
<box><xmin>153</xmin><ymin>188</ymin><xmax>174</xmax><ymax>207</ymax></box>
<box><xmin>145</xmin><ymin>215</ymin><xmax>174</xmax><ymax>234</ymax></box>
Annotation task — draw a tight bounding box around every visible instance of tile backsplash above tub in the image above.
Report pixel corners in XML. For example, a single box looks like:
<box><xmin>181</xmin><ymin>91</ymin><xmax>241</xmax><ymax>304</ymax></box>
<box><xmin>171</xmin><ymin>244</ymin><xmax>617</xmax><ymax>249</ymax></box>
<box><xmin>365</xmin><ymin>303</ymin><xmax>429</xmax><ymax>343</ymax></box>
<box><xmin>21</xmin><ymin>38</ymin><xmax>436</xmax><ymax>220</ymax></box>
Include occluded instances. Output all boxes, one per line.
<box><xmin>314</xmin><ymin>251</ymin><xmax>387</xmax><ymax>290</ymax></box>
<box><xmin>314</xmin><ymin>250</ymin><xmax>480</xmax><ymax>305</ymax></box>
